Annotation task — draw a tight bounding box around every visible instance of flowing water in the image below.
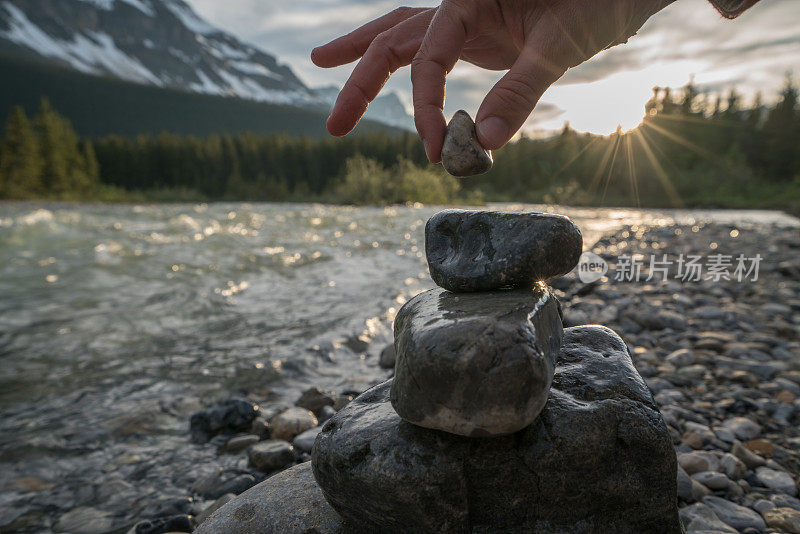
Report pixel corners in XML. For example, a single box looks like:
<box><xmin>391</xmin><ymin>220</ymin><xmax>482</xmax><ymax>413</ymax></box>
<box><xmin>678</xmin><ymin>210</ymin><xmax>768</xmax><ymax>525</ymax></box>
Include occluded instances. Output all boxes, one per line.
<box><xmin>1</xmin><ymin>201</ymin><xmax>798</xmax><ymax>530</ymax></box>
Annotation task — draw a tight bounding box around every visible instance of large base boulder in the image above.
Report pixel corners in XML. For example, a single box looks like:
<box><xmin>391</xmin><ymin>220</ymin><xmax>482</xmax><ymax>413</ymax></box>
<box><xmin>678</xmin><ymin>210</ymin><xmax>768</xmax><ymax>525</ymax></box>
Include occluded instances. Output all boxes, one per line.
<box><xmin>194</xmin><ymin>462</ymin><xmax>345</xmax><ymax>534</ymax></box>
<box><xmin>391</xmin><ymin>287</ymin><xmax>563</xmax><ymax>437</ymax></box>
<box><xmin>312</xmin><ymin>326</ymin><xmax>680</xmax><ymax>533</ymax></box>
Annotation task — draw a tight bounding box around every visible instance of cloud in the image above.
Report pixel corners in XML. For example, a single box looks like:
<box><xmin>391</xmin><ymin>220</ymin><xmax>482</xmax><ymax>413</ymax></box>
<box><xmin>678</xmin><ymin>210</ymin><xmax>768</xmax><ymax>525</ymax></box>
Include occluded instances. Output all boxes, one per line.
<box><xmin>557</xmin><ymin>45</ymin><xmax>648</xmax><ymax>86</ymax></box>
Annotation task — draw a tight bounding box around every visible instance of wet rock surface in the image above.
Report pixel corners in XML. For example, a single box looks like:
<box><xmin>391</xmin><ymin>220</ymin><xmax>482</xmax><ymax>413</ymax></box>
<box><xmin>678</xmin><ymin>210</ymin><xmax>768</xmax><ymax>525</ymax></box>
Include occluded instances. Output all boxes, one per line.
<box><xmin>313</xmin><ymin>326</ymin><xmax>680</xmax><ymax>533</ymax></box>
<box><xmin>194</xmin><ymin>462</ymin><xmax>344</xmax><ymax>534</ymax></box>
<box><xmin>440</xmin><ymin>110</ymin><xmax>492</xmax><ymax>177</ymax></box>
<box><xmin>679</xmin><ymin>503</ymin><xmax>738</xmax><ymax>533</ymax></box>
<box><xmin>293</xmin><ymin>427</ymin><xmax>322</xmax><ymax>453</ymax></box>
<box><xmin>378</xmin><ymin>343</ymin><xmax>396</xmax><ymax>369</ymax></box>
<box><xmin>425</xmin><ymin>209</ymin><xmax>583</xmax><ymax>291</ymax></box>
<box><xmin>269</xmin><ymin>407</ymin><xmax>317</xmax><ymax>441</ymax></box>
<box><xmin>701</xmin><ymin>495</ymin><xmax>766</xmax><ymax>531</ymax></box>
<box><xmin>295</xmin><ymin>387</ymin><xmax>335</xmax><ymax>414</ymax></box>
<box><xmin>246</xmin><ymin>440</ymin><xmax>295</xmax><ymax>472</ymax></box>
<box><xmin>189</xmin><ymin>400</ymin><xmax>260</xmax><ymax>443</ymax></box>
<box><xmin>390</xmin><ymin>286</ymin><xmax>563</xmax><ymax>436</ymax></box>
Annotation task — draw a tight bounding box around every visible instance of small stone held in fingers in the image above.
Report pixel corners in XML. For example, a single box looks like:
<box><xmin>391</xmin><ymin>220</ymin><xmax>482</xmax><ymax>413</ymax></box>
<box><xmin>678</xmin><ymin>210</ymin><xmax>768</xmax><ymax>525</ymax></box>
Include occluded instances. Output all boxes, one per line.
<box><xmin>441</xmin><ymin>110</ymin><xmax>493</xmax><ymax>177</ymax></box>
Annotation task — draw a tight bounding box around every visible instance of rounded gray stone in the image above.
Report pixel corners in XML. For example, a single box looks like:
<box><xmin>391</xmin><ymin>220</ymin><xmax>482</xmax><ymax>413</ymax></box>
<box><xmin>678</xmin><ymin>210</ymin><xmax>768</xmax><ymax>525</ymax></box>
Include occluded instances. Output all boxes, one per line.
<box><xmin>378</xmin><ymin>343</ymin><xmax>396</xmax><ymax>369</ymax></box>
<box><xmin>440</xmin><ymin>110</ymin><xmax>492</xmax><ymax>177</ymax></box>
<box><xmin>390</xmin><ymin>286</ymin><xmax>563</xmax><ymax>436</ymax></box>
<box><xmin>679</xmin><ymin>451</ymin><xmax>720</xmax><ymax>475</ymax></box>
<box><xmin>425</xmin><ymin>209</ymin><xmax>583</xmax><ymax>292</ymax></box>
<box><xmin>269</xmin><ymin>407</ymin><xmax>317</xmax><ymax>441</ymax></box>
<box><xmin>219</xmin><ymin>434</ymin><xmax>260</xmax><ymax>454</ymax></box>
<box><xmin>195</xmin><ymin>462</ymin><xmax>345</xmax><ymax>534</ymax></box>
<box><xmin>313</xmin><ymin>326</ymin><xmax>680</xmax><ymax>533</ymax></box>
<box><xmin>246</xmin><ymin>440</ymin><xmax>295</xmax><ymax>472</ymax></box>
<box><xmin>679</xmin><ymin>503</ymin><xmax>737</xmax><ymax>533</ymax></box>
<box><xmin>701</xmin><ymin>496</ymin><xmax>766</xmax><ymax>531</ymax></box>
<box><xmin>691</xmin><ymin>471</ymin><xmax>731</xmax><ymax>490</ymax></box>
<box><xmin>732</xmin><ymin>441</ymin><xmax>766</xmax><ymax>469</ymax></box>
<box><xmin>722</xmin><ymin>417</ymin><xmax>761</xmax><ymax>440</ymax></box>
<box><xmin>755</xmin><ymin>467</ymin><xmax>798</xmax><ymax>496</ymax></box>
<box><xmin>293</xmin><ymin>426</ymin><xmax>322</xmax><ymax>453</ymax></box>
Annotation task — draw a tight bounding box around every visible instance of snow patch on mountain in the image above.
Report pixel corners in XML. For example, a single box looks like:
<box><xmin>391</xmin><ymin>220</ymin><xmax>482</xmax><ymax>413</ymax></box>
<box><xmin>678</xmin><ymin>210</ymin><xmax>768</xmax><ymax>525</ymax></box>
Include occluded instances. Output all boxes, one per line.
<box><xmin>230</xmin><ymin>60</ymin><xmax>283</xmax><ymax>80</ymax></box>
<box><xmin>189</xmin><ymin>69</ymin><xmax>221</xmax><ymax>93</ymax></box>
<box><xmin>1</xmin><ymin>2</ymin><xmax>160</xmax><ymax>84</ymax></box>
<box><xmin>76</xmin><ymin>0</ymin><xmax>155</xmax><ymax>16</ymax></box>
<box><xmin>162</xmin><ymin>0</ymin><xmax>216</xmax><ymax>35</ymax></box>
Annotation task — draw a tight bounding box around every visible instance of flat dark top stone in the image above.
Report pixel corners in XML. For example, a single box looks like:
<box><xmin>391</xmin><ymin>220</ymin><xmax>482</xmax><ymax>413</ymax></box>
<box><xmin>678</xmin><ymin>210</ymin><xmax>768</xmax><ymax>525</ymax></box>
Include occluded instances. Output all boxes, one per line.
<box><xmin>426</xmin><ymin>209</ymin><xmax>583</xmax><ymax>292</ymax></box>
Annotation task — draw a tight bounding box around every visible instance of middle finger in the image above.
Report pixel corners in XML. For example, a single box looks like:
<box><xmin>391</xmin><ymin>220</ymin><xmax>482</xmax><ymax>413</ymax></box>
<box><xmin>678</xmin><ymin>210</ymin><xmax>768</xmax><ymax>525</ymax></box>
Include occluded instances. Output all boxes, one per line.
<box><xmin>327</xmin><ymin>9</ymin><xmax>436</xmax><ymax>136</ymax></box>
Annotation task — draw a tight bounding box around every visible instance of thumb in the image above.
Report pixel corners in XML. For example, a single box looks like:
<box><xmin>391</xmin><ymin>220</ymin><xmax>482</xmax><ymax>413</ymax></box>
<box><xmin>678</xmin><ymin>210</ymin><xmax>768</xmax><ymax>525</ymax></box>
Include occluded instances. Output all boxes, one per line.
<box><xmin>475</xmin><ymin>49</ymin><xmax>565</xmax><ymax>150</ymax></box>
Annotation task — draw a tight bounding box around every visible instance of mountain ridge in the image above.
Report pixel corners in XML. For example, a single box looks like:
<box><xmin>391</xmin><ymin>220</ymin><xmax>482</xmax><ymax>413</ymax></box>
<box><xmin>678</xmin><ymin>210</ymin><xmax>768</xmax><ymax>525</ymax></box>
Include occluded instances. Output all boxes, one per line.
<box><xmin>0</xmin><ymin>0</ymin><xmax>414</xmax><ymax>130</ymax></box>
<box><xmin>0</xmin><ymin>52</ymin><xmax>404</xmax><ymax>138</ymax></box>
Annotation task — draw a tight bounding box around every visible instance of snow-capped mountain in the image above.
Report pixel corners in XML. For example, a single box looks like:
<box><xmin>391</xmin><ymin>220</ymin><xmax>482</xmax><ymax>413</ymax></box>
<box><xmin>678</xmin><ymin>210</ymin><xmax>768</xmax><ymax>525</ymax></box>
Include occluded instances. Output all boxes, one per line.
<box><xmin>0</xmin><ymin>0</ymin><xmax>416</xmax><ymax>130</ymax></box>
<box><xmin>0</xmin><ymin>0</ymin><xmax>318</xmax><ymax>106</ymax></box>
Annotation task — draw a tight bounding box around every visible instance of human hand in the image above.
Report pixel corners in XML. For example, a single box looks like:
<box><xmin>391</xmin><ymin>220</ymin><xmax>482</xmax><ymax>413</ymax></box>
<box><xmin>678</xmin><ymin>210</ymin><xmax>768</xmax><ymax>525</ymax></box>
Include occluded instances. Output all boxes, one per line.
<box><xmin>312</xmin><ymin>0</ymin><xmax>673</xmax><ymax>163</ymax></box>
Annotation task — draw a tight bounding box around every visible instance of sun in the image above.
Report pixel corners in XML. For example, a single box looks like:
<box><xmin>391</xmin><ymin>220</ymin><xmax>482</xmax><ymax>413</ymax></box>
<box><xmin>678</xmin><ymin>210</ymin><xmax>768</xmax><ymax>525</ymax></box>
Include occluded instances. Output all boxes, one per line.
<box><xmin>529</xmin><ymin>59</ymin><xmax>710</xmax><ymax>135</ymax></box>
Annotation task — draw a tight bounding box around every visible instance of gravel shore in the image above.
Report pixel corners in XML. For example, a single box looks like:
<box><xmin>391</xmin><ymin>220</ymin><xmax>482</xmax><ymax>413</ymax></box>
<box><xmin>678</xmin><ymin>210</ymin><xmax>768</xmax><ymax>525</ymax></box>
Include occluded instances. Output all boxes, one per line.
<box><xmin>557</xmin><ymin>219</ymin><xmax>800</xmax><ymax>532</ymax></box>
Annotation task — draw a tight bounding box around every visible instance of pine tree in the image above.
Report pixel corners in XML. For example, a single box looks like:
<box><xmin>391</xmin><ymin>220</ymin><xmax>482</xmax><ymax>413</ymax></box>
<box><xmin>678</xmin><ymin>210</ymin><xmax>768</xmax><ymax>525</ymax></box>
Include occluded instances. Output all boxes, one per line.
<box><xmin>680</xmin><ymin>80</ymin><xmax>698</xmax><ymax>116</ymax></box>
<box><xmin>745</xmin><ymin>93</ymin><xmax>763</xmax><ymax>129</ymax></box>
<box><xmin>723</xmin><ymin>89</ymin><xmax>741</xmax><ymax>121</ymax></box>
<box><xmin>82</xmin><ymin>140</ymin><xmax>100</xmax><ymax>183</ymax></box>
<box><xmin>32</xmin><ymin>98</ymin><xmax>101</xmax><ymax>198</ymax></box>
<box><xmin>0</xmin><ymin>106</ymin><xmax>43</xmax><ymax>198</ymax></box>
<box><xmin>35</xmin><ymin>98</ymin><xmax>70</xmax><ymax>196</ymax></box>
<box><xmin>712</xmin><ymin>94</ymin><xmax>723</xmax><ymax>119</ymax></box>
<box><xmin>660</xmin><ymin>87</ymin><xmax>677</xmax><ymax>115</ymax></box>
<box><xmin>761</xmin><ymin>74</ymin><xmax>799</xmax><ymax>181</ymax></box>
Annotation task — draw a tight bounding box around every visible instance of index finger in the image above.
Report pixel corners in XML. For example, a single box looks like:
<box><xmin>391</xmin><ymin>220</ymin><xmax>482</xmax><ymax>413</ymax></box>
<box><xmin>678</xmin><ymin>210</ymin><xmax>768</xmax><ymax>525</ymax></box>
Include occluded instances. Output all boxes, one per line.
<box><xmin>312</xmin><ymin>7</ymin><xmax>429</xmax><ymax>68</ymax></box>
<box><xmin>411</xmin><ymin>6</ymin><xmax>467</xmax><ymax>163</ymax></box>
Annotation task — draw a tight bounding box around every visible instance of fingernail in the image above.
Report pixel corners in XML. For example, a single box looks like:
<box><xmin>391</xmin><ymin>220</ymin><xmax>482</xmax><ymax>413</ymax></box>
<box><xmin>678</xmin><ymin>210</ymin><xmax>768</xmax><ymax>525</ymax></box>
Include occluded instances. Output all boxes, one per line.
<box><xmin>476</xmin><ymin>117</ymin><xmax>509</xmax><ymax>149</ymax></box>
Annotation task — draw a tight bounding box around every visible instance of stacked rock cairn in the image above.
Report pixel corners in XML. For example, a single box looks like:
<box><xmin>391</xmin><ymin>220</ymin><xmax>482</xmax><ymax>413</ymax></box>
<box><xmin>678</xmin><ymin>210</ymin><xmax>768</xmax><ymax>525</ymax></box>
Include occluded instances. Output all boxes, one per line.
<box><xmin>198</xmin><ymin>112</ymin><xmax>682</xmax><ymax>533</ymax></box>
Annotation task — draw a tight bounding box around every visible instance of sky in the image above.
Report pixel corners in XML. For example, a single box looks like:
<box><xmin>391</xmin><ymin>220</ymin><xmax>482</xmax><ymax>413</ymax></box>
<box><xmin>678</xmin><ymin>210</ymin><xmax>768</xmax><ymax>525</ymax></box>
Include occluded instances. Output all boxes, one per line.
<box><xmin>187</xmin><ymin>0</ymin><xmax>800</xmax><ymax>135</ymax></box>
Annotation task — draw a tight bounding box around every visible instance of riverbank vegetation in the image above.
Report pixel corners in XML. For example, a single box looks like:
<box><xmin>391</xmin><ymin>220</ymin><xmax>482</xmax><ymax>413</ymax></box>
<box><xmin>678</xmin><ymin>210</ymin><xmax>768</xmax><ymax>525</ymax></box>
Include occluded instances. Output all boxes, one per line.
<box><xmin>1</xmin><ymin>77</ymin><xmax>798</xmax><ymax>211</ymax></box>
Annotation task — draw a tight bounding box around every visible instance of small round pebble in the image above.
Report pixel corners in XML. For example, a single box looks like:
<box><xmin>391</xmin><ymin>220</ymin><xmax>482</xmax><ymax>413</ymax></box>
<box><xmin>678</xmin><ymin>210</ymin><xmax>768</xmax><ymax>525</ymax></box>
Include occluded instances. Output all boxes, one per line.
<box><xmin>247</xmin><ymin>440</ymin><xmax>296</xmax><ymax>472</ymax></box>
<box><xmin>269</xmin><ymin>407</ymin><xmax>317</xmax><ymax>441</ymax></box>
<box><xmin>440</xmin><ymin>110</ymin><xmax>492</xmax><ymax>177</ymax></box>
<box><xmin>691</xmin><ymin>471</ymin><xmax>731</xmax><ymax>491</ymax></box>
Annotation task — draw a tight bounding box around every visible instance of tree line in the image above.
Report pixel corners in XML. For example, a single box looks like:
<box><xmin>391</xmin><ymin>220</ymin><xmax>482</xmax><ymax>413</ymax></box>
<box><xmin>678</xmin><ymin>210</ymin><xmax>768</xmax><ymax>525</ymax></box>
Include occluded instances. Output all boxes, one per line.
<box><xmin>0</xmin><ymin>99</ymin><xmax>109</xmax><ymax>200</ymax></box>
<box><xmin>470</xmin><ymin>75</ymin><xmax>800</xmax><ymax>211</ymax></box>
<box><xmin>1</xmin><ymin>77</ymin><xmax>798</xmax><ymax>211</ymax></box>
